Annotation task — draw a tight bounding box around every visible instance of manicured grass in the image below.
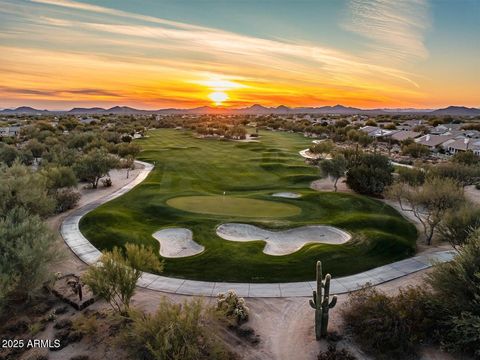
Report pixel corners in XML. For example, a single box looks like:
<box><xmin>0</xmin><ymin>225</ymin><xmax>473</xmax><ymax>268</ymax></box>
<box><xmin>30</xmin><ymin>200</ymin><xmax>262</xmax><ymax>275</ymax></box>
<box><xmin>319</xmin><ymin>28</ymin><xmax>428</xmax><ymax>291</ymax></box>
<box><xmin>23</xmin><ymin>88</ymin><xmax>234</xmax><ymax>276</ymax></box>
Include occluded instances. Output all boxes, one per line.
<box><xmin>80</xmin><ymin>129</ymin><xmax>417</xmax><ymax>282</ymax></box>
<box><xmin>167</xmin><ymin>195</ymin><xmax>301</xmax><ymax>217</ymax></box>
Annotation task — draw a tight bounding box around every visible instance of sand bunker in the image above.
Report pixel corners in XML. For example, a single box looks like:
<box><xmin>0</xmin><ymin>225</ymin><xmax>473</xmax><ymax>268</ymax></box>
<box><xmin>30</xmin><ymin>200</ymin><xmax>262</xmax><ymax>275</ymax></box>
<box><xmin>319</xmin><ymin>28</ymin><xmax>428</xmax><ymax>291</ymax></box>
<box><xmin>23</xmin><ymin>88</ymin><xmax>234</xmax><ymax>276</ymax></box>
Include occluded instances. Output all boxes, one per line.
<box><xmin>271</xmin><ymin>192</ymin><xmax>301</xmax><ymax>198</ymax></box>
<box><xmin>152</xmin><ymin>228</ymin><xmax>204</xmax><ymax>258</ymax></box>
<box><xmin>216</xmin><ymin>223</ymin><xmax>350</xmax><ymax>256</ymax></box>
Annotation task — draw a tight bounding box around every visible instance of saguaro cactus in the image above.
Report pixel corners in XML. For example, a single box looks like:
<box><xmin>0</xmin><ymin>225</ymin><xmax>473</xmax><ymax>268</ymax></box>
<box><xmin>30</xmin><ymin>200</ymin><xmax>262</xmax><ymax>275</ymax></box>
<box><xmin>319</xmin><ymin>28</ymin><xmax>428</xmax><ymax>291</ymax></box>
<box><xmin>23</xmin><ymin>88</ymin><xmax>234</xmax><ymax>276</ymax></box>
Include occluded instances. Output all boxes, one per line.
<box><xmin>309</xmin><ymin>260</ymin><xmax>337</xmax><ymax>340</ymax></box>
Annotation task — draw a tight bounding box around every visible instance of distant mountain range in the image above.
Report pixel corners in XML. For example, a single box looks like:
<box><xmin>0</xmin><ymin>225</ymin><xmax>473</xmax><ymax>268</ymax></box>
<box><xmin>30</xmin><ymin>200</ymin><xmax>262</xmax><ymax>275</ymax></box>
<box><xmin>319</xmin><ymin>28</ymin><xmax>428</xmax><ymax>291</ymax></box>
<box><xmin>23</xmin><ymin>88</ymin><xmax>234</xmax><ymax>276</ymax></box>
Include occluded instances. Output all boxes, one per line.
<box><xmin>1</xmin><ymin>104</ymin><xmax>479</xmax><ymax>116</ymax></box>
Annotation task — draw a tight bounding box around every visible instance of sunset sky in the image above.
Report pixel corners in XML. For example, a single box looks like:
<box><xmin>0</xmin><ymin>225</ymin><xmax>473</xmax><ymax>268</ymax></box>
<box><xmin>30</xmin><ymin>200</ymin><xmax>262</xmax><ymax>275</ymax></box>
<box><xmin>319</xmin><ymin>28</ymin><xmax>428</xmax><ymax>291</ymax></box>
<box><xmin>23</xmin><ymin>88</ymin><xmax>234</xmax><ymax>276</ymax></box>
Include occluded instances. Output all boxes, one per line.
<box><xmin>0</xmin><ymin>0</ymin><xmax>479</xmax><ymax>110</ymax></box>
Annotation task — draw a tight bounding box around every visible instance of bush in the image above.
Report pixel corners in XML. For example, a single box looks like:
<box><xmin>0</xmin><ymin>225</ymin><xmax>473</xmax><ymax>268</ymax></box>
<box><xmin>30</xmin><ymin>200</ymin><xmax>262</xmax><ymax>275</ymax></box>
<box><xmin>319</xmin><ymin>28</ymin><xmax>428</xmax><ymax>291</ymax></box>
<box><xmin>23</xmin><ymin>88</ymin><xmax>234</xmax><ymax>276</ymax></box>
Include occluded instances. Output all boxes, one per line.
<box><xmin>216</xmin><ymin>290</ymin><xmax>249</xmax><ymax>325</ymax></box>
<box><xmin>428</xmin><ymin>162</ymin><xmax>480</xmax><ymax>187</ymax></box>
<box><xmin>401</xmin><ymin>143</ymin><xmax>430</xmax><ymax>158</ymax></box>
<box><xmin>437</xmin><ymin>205</ymin><xmax>480</xmax><ymax>249</ymax></box>
<box><xmin>427</xmin><ymin>230</ymin><xmax>480</xmax><ymax>313</ymax></box>
<box><xmin>426</xmin><ymin>231</ymin><xmax>480</xmax><ymax>356</ymax></box>
<box><xmin>119</xmin><ymin>298</ymin><xmax>234</xmax><ymax>360</ymax></box>
<box><xmin>346</xmin><ymin>153</ymin><xmax>393</xmax><ymax>195</ymax></box>
<box><xmin>0</xmin><ymin>162</ymin><xmax>55</xmax><ymax>218</ymax></box>
<box><xmin>0</xmin><ymin>208</ymin><xmax>60</xmax><ymax>312</ymax></box>
<box><xmin>397</xmin><ymin>167</ymin><xmax>425</xmax><ymax>186</ymax></box>
<box><xmin>82</xmin><ymin>244</ymin><xmax>163</xmax><ymax>315</ymax></box>
<box><xmin>72</xmin><ymin>313</ymin><xmax>99</xmax><ymax>336</ymax></box>
<box><xmin>452</xmin><ymin>150</ymin><xmax>479</xmax><ymax>166</ymax></box>
<box><xmin>55</xmin><ymin>188</ymin><xmax>81</xmax><ymax>213</ymax></box>
<box><xmin>101</xmin><ymin>177</ymin><xmax>112</xmax><ymax>187</ymax></box>
<box><xmin>317</xmin><ymin>345</ymin><xmax>357</xmax><ymax>360</ymax></box>
<box><xmin>342</xmin><ymin>286</ymin><xmax>436</xmax><ymax>359</ymax></box>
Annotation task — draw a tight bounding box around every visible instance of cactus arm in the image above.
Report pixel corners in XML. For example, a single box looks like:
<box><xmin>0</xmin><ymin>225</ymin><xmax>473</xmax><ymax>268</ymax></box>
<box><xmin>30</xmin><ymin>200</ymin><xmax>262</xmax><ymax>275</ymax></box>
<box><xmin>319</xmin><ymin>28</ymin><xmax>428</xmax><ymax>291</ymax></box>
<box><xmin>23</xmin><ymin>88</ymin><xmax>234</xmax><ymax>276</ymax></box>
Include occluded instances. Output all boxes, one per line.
<box><xmin>329</xmin><ymin>295</ymin><xmax>337</xmax><ymax>309</ymax></box>
<box><xmin>309</xmin><ymin>299</ymin><xmax>316</xmax><ymax>309</ymax></box>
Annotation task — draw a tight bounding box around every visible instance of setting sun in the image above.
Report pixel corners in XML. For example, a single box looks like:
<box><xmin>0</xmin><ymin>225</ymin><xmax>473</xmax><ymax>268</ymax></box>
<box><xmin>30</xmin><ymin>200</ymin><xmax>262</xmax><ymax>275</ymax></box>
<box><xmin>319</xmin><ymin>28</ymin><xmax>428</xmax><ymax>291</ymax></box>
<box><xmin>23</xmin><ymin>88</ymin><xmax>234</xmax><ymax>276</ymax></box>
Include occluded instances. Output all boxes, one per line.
<box><xmin>209</xmin><ymin>91</ymin><xmax>229</xmax><ymax>106</ymax></box>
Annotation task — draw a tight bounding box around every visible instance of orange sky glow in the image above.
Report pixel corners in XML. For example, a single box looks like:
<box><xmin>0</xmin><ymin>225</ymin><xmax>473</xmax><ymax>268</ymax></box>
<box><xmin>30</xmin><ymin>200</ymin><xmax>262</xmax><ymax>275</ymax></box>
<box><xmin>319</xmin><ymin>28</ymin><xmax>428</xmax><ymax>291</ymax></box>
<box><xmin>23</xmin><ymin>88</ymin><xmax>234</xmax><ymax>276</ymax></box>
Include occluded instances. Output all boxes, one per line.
<box><xmin>0</xmin><ymin>0</ymin><xmax>479</xmax><ymax>110</ymax></box>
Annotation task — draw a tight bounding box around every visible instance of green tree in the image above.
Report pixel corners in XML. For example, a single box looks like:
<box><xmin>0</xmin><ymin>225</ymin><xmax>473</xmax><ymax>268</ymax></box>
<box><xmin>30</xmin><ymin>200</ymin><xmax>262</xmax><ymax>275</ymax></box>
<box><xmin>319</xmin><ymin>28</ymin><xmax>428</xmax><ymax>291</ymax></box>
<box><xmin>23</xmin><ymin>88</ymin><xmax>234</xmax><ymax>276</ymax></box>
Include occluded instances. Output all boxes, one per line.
<box><xmin>0</xmin><ymin>162</ymin><xmax>55</xmax><ymax>218</ymax></box>
<box><xmin>25</xmin><ymin>138</ymin><xmax>46</xmax><ymax>158</ymax></box>
<box><xmin>0</xmin><ymin>208</ymin><xmax>60</xmax><ymax>311</ymax></box>
<box><xmin>83</xmin><ymin>244</ymin><xmax>163</xmax><ymax>315</ymax></box>
<box><xmin>114</xmin><ymin>142</ymin><xmax>141</xmax><ymax>159</ymax></box>
<box><xmin>0</xmin><ymin>145</ymin><xmax>20</xmax><ymax>166</ymax></box>
<box><xmin>74</xmin><ymin>148</ymin><xmax>119</xmax><ymax>189</ymax></box>
<box><xmin>41</xmin><ymin>165</ymin><xmax>78</xmax><ymax>192</ymax></box>
<box><xmin>387</xmin><ymin>177</ymin><xmax>465</xmax><ymax>245</ymax></box>
<box><xmin>319</xmin><ymin>154</ymin><xmax>347</xmax><ymax>192</ymax></box>
<box><xmin>346</xmin><ymin>153</ymin><xmax>393</xmax><ymax>195</ymax></box>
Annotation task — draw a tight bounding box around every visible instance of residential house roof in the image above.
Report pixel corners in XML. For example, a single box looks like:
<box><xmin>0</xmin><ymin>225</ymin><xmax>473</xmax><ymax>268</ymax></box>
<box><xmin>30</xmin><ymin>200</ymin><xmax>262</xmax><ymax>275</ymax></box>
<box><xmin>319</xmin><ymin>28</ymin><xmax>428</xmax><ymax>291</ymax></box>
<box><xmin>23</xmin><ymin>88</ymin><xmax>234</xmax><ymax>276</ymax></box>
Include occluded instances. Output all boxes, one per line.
<box><xmin>390</xmin><ymin>130</ymin><xmax>421</xmax><ymax>141</ymax></box>
<box><xmin>415</xmin><ymin>134</ymin><xmax>456</xmax><ymax>148</ymax></box>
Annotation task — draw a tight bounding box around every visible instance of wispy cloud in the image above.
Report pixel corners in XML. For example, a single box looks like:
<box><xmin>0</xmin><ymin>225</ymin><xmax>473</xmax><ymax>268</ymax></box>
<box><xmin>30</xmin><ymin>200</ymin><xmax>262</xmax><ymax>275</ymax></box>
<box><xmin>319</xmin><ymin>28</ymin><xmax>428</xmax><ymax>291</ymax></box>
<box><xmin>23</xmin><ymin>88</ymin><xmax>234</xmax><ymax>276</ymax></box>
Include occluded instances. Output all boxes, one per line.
<box><xmin>0</xmin><ymin>0</ymin><xmax>431</xmax><ymax>108</ymax></box>
<box><xmin>342</xmin><ymin>0</ymin><xmax>430</xmax><ymax>61</ymax></box>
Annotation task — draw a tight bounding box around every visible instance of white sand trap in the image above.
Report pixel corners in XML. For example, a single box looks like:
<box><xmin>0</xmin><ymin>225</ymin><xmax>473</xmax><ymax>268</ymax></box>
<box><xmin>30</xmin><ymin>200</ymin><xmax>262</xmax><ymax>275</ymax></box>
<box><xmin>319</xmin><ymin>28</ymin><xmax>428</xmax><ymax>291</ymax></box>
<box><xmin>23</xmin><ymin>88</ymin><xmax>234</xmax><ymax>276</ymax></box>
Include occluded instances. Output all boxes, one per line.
<box><xmin>272</xmin><ymin>192</ymin><xmax>302</xmax><ymax>198</ymax></box>
<box><xmin>152</xmin><ymin>228</ymin><xmax>204</xmax><ymax>258</ymax></box>
<box><xmin>216</xmin><ymin>223</ymin><xmax>350</xmax><ymax>256</ymax></box>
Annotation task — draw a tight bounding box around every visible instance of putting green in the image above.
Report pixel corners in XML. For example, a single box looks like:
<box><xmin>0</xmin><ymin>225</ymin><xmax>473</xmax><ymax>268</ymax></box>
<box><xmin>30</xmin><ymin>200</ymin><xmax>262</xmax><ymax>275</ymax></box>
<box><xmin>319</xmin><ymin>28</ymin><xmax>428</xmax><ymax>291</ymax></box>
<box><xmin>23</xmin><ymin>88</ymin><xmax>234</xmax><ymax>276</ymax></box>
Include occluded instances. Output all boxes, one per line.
<box><xmin>167</xmin><ymin>195</ymin><xmax>301</xmax><ymax>218</ymax></box>
<box><xmin>80</xmin><ymin>129</ymin><xmax>417</xmax><ymax>282</ymax></box>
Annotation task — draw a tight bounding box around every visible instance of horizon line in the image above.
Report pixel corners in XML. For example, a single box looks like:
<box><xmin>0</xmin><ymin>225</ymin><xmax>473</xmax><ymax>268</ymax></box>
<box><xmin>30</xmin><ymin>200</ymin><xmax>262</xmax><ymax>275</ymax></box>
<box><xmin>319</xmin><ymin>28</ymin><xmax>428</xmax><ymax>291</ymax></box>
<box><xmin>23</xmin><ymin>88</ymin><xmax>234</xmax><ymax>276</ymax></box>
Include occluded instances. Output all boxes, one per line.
<box><xmin>2</xmin><ymin>103</ymin><xmax>480</xmax><ymax>112</ymax></box>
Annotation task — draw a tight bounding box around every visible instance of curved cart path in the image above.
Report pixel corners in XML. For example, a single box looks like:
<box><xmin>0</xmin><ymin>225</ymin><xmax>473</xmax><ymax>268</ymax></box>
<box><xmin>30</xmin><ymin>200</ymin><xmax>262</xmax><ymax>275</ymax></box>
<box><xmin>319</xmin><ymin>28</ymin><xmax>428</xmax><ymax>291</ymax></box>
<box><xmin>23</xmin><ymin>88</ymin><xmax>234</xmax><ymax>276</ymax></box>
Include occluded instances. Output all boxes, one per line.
<box><xmin>61</xmin><ymin>160</ymin><xmax>455</xmax><ymax>298</ymax></box>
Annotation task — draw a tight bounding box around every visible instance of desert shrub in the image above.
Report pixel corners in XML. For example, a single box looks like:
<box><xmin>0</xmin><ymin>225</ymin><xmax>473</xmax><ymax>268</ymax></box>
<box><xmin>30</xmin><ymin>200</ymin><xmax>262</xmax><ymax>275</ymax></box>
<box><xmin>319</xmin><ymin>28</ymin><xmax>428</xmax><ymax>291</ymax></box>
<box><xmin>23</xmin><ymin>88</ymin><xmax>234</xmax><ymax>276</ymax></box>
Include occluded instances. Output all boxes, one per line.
<box><xmin>101</xmin><ymin>177</ymin><xmax>112</xmax><ymax>187</ymax></box>
<box><xmin>386</xmin><ymin>177</ymin><xmax>465</xmax><ymax>245</ymax></box>
<box><xmin>401</xmin><ymin>143</ymin><xmax>430</xmax><ymax>158</ymax></box>
<box><xmin>0</xmin><ymin>208</ymin><xmax>60</xmax><ymax>312</ymax></box>
<box><xmin>310</xmin><ymin>140</ymin><xmax>334</xmax><ymax>155</ymax></box>
<box><xmin>427</xmin><ymin>230</ymin><xmax>480</xmax><ymax>313</ymax></box>
<box><xmin>120</xmin><ymin>298</ymin><xmax>233</xmax><ymax>360</ymax></box>
<box><xmin>397</xmin><ymin>167</ymin><xmax>425</xmax><ymax>186</ymax></box>
<box><xmin>216</xmin><ymin>290</ymin><xmax>249</xmax><ymax>325</ymax></box>
<box><xmin>346</xmin><ymin>153</ymin><xmax>393</xmax><ymax>195</ymax></box>
<box><xmin>72</xmin><ymin>313</ymin><xmax>99</xmax><ymax>336</ymax></box>
<box><xmin>342</xmin><ymin>286</ymin><xmax>436</xmax><ymax>359</ymax></box>
<box><xmin>0</xmin><ymin>162</ymin><xmax>55</xmax><ymax>218</ymax></box>
<box><xmin>440</xmin><ymin>312</ymin><xmax>480</xmax><ymax>358</ymax></box>
<box><xmin>426</xmin><ymin>231</ymin><xmax>480</xmax><ymax>357</ymax></box>
<box><xmin>452</xmin><ymin>150</ymin><xmax>480</xmax><ymax>166</ymax></box>
<box><xmin>74</xmin><ymin>148</ymin><xmax>119</xmax><ymax>189</ymax></box>
<box><xmin>55</xmin><ymin>188</ymin><xmax>81</xmax><ymax>213</ymax></box>
<box><xmin>317</xmin><ymin>345</ymin><xmax>357</xmax><ymax>360</ymax></box>
<box><xmin>82</xmin><ymin>244</ymin><xmax>163</xmax><ymax>314</ymax></box>
<box><xmin>428</xmin><ymin>162</ymin><xmax>480</xmax><ymax>187</ymax></box>
<box><xmin>437</xmin><ymin>205</ymin><xmax>480</xmax><ymax>249</ymax></box>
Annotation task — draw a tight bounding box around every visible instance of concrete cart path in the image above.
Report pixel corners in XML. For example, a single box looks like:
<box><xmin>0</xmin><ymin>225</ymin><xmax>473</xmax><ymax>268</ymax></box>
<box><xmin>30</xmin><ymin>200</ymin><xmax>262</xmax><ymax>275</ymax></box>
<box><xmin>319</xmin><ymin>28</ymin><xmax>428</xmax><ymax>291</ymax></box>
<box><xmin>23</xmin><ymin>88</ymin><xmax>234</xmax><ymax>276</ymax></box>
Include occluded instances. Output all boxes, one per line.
<box><xmin>60</xmin><ymin>160</ymin><xmax>455</xmax><ymax>298</ymax></box>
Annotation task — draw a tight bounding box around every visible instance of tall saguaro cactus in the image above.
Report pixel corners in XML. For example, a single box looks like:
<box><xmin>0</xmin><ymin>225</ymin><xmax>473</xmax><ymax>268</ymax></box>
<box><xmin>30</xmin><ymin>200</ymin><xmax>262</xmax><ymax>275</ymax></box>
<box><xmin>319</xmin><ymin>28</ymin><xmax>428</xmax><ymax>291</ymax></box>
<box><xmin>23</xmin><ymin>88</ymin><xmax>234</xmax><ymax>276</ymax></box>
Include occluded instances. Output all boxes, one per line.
<box><xmin>309</xmin><ymin>260</ymin><xmax>337</xmax><ymax>340</ymax></box>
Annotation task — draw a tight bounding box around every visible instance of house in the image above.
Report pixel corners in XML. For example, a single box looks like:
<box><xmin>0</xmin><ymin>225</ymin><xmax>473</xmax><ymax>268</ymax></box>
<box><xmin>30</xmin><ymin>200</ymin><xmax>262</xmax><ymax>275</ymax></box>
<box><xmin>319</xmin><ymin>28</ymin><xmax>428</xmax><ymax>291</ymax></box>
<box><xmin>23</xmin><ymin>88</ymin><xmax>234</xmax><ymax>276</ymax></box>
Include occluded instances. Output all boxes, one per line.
<box><xmin>430</xmin><ymin>123</ymin><xmax>463</xmax><ymax>135</ymax></box>
<box><xmin>359</xmin><ymin>126</ymin><xmax>395</xmax><ymax>137</ymax></box>
<box><xmin>414</xmin><ymin>134</ymin><xmax>456</xmax><ymax>149</ymax></box>
<box><xmin>389</xmin><ymin>130</ymin><xmax>421</xmax><ymax>142</ymax></box>
<box><xmin>443</xmin><ymin>138</ymin><xmax>480</xmax><ymax>155</ymax></box>
<box><xmin>399</xmin><ymin>119</ymin><xmax>424</xmax><ymax>131</ymax></box>
<box><xmin>0</xmin><ymin>126</ymin><xmax>21</xmax><ymax>137</ymax></box>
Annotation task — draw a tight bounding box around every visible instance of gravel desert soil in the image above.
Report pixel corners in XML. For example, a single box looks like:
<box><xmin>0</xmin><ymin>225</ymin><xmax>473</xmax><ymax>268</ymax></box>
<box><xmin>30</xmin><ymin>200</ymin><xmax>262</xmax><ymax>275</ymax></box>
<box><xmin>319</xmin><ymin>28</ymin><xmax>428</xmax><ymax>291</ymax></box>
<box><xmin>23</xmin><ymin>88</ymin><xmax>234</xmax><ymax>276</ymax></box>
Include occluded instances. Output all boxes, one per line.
<box><xmin>41</xmin><ymin>170</ymin><xmax>458</xmax><ymax>359</ymax></box>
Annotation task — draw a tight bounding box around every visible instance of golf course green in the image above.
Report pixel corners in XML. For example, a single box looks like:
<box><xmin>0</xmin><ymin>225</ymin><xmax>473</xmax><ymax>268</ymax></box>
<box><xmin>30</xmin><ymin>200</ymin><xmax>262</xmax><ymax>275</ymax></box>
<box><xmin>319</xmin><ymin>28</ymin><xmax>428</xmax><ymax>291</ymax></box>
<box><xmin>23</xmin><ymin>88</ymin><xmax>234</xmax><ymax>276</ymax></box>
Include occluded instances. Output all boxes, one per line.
<box><xmin>167</xmin><ymin>195</ymin><xmax>301</xmax><ymax>217</ymax></box>
<box><xmin>80</xmin><ymin>129</ymin><xmax>417</xmax><ymax>282</ymax></box>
